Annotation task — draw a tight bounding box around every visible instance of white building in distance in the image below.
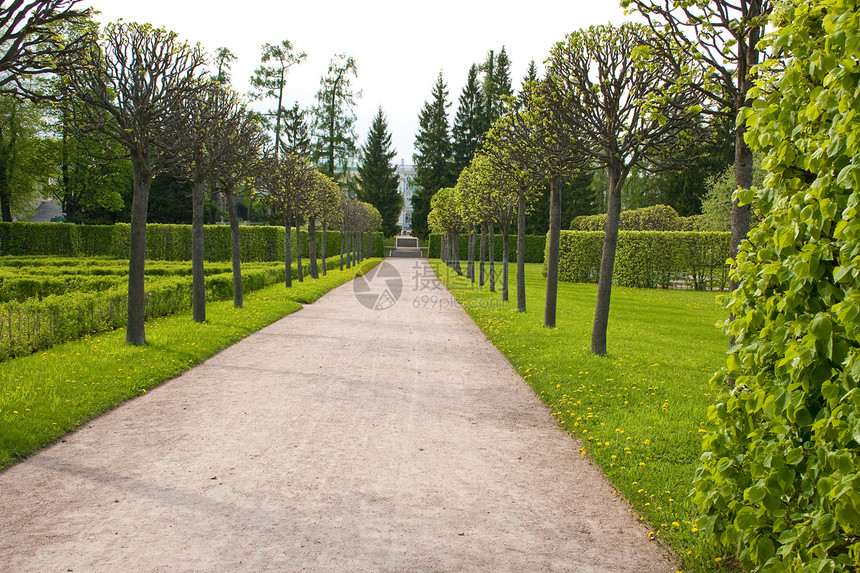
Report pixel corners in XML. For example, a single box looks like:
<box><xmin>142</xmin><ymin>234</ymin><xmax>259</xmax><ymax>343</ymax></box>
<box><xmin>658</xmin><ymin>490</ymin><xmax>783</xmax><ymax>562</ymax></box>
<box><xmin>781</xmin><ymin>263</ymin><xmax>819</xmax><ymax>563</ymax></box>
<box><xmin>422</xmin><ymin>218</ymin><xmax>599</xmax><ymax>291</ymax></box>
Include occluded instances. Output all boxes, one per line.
<box><xmin>396</xmin><ymin>160</ymin><xmax>417</xmax><ymax>234</ymax></box>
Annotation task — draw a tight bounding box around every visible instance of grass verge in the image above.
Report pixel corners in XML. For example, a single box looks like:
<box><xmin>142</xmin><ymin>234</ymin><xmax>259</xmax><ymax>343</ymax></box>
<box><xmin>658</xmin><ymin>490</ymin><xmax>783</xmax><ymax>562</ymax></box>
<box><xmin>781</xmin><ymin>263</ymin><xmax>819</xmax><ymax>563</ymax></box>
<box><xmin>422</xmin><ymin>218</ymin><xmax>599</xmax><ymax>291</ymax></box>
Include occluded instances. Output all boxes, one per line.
<box><xmin>434</xmin><ymin>261</ymin><xmax>732</xmax><ymax>572</ymax></box>
<box><xmin>0</xmin><ymin>258</ymin><xmax>380</xmax><ymax>471</ymax></box>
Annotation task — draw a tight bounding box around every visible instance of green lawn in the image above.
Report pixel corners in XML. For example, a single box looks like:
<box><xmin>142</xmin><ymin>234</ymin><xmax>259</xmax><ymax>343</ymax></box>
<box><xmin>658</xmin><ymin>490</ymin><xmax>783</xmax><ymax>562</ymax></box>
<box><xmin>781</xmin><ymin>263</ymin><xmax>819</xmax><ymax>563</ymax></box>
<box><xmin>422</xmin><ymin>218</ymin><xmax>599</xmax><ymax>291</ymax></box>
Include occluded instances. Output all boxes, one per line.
<box><xmin>435</xmin><ymin>261</ymin><xmax>733</xmax><ymax>572</ymax></box>
<box><xmin>0</xmin><ymin>259</ymin><xmax>381</xmax><ymax>471</ymax></box>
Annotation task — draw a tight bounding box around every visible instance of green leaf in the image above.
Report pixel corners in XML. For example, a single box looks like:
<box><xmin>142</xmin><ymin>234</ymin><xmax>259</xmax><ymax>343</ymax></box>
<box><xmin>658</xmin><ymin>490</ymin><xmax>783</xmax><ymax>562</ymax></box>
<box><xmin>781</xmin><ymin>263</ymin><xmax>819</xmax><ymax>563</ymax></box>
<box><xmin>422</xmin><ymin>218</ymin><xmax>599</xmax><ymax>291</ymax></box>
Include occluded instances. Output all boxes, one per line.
<box><xmin>755</xmin><ymin>536</ymin><xmax>775</xmax><ymax>564</ymax></box>
<box><xmin>809</xmin><ymin>315</ymin><xmax>833</xmax><ymax>340</ymax></box>
<box><xmin>736</xmin><ymin>506</ymin><xmax>757</xmax><ymax>530</ymax></box>
<box><xmin>786</xmin><ymin>447</ymin><xmax>804</xmax><ymax>465</ymax></box>
<box><xmin>746</xmin><ymin>483</ymin><xmax>767</xmax><ymax>503</ymax></box>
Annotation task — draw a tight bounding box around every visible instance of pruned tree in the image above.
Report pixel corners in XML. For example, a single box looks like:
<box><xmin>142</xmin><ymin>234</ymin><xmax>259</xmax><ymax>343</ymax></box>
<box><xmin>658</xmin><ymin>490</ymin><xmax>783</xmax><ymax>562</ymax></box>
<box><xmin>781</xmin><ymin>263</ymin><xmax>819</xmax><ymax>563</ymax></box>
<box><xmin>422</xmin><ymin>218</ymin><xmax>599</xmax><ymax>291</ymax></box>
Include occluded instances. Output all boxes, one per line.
<box><xmin>0</xmin><ymin>0</ymin><xmax>92</xmax><ymax>99</ymax></box>
<box><xmin>428</xmin><ymin>187</ymin><xmax>464</xmax><ymax>275</ymax></box>
<box><xmin>249</xmin><ymin>40</ymin><xmax>306</xmax><ymax>162</ymax></box>
<box><xmin>545</xmin><ymin>22</ymin><xmax>702</xmax><ymax>354</ymax></box>
<box><xmin>339</xmin><ymin>196</ymin><xmax>365</xmax><ymax>268</ymax></box>
<box><xmin>211</xmin><ymin>106</ymin><xmax>268</xmax><ymax>308</ymax></box>
<box><xmin>61</xmin><ymin>21</ymin><xmax>205</xmax><ymax>345</ymax></box>
<box><xmin>308</xmin><ymin>169</ymin><xmax>340</xmax><ymax>276</ymax></box>
<box><xmin>481</xmin><ymin>105</ymin><xmax>543</xmax><ymax>313</ymax></box>
<box><xmin>454</xmin><ymin>153</ymin><xmax>518</xmax><ymax>301</ymax></box>
<box><xmin>524</xmin><ymin>80</ymin><xmax>587</xmax><ymax>329</ymax></box>
<box><xmin>621</xmin><ymin>0</ymin><xmax>772</xmax><ymax>282</ymax></box>
<box><xmin>171</xmin><ymin>81</ymin><xmax>243</xmax><ymax>322</ymax></box>
<box><xmin>256</xmin><ymin>150</ymin><xmax>313</xmax><ymax>288</ymax></box>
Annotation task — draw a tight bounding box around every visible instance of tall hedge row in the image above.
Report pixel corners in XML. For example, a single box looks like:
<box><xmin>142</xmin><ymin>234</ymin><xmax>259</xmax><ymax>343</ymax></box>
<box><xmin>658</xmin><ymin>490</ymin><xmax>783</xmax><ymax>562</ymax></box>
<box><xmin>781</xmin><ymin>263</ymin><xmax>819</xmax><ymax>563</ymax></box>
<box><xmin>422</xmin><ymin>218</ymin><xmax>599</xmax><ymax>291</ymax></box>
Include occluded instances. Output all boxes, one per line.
<box><xmin>428</xmin><ymin>233</ymin><xmax>547</xmax><ymax>263</ymax></box>
<box><xmin>571</xmin><ymin>204</ymin><xmax>703</xmax><ymax>233</ymax></box>
<box><xmin>555</xmin><ymin>230</ymin><xmax>731</xmax><ymax>290</ymax></box>
<box><xmin>0</xmin><ymin>222</ymin><xmax>384</xmax><ymax>260</ymax></box>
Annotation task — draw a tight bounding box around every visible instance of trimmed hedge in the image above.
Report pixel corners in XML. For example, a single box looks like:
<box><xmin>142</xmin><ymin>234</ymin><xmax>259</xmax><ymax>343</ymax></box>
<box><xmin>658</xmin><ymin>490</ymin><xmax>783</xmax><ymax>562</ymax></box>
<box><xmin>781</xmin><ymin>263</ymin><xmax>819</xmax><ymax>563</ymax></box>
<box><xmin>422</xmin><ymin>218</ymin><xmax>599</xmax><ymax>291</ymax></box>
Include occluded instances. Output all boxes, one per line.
<box><xmin>570</xmin><ymin>204</ymin><xmax>704</xmax><ymax>233</ymax></box>
<box><xmin>0</xmin><ymin>222</ymin><xmax>385</xmax><ymax>260</ymax></box>
<box><xmin>554</xmin><ymin>230</ymin><xmax>731</xmax><ymax>290</ymax></box>
<box><xmin>0</xmin><ymin>255</ymin><xmax>350</xmax><ymax>361</ymax></box>
<box><xmin>428</xmin><ymin>232</ymin><xmax>546</xmax><ymax>263</ymax></box>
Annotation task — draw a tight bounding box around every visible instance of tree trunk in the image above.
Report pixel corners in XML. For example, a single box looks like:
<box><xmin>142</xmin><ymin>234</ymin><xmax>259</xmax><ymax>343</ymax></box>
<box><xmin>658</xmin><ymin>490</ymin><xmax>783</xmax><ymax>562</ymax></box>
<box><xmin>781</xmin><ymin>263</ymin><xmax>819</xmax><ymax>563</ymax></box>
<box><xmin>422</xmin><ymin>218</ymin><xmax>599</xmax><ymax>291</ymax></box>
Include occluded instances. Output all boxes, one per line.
<box><xmin>729</xmin><ymin>9</ymin><xmax>762</xmax><ymax>291</ymax></box>
<box><xmin>479</xmin><ymin>224</ymin><xmax>486</xmax><ymax>287</ymax></box>
<box><xmin>366</xmin><ymin>230</ymin><xmax>372</xmax><ymax>259</ymax></box>
<box><xmin>191</xmin><ymin>179</ymin><xmax>206</xmax><ymax>323</ymax></box>
<box><xmin>544</xmin><ymin>176</ymin><xmax>562</xmax><ymax>328</ymax></box>
<box><xmin>126</xmin><ymin>156</ymin><xmax>152</xmax><ymax>346</ymax></box>
<box><xmin>284</xmin><ymin>214</ymin><xmax>293</xmax><ymax>288</ymax></box>
<box><xmin>489</xmin><ymin>221</ymin><xmax>495</xmax><ymax>293</ymax></box>
<box><xmin>516</xmin><ymin>190</ymin><xmax>527</xmax><ymax>312</ymax></box>
<box><xmin>591</xmin><ymin>168</ymin><xmax>623</xmax><ymax>355</ymax></box>
<box><xmin>225</xmin><ymin>186</ymin><xmax>242</xmax><ymax>308</ymax></box>
<box><xmin>321</xmin><ymin>220</ymin><xmax>327</xmax><ymax>276</ymax></box>
<box><xmin>308</xmin><ymin>218</ymin><xmax>319</xmax><ymax>279</ymax></box>
<box><xmin>346</xmin><ymin>233</ymin><xmax>352</xmax><ymax>269</ymax></box>
<box><xmin>0</xmin><ymin>120</ymin><xmax>15</xmax><ymax>223</ymax></box>
<box><xmin>452</xmin><ymin>231</ymin><xmax>462</xmax><ymax>275</ymax></box>
<box><xmin>61</xmin><ymin>119</ymin><xmax>76</xmax><ymax>224</ymax></box>
<box><xmin>467</xmin><ymin>226</ymin><xmax>476</xmax><ymax>283</ymax></box>
<box><xmin>358</xmin><ymin>231</ymin><xmax>363</xmax><ymax>262</ymax></box>
<box><xmin>502</xmin><ymin>230</ymin><xmax>510</xmax><ymax>302</ymax></box>
<box><xmin>296</xmin><ymin>216</ymin><xmax>303</xmax><ymax>282</ymax></box>
<box><xmin>340</xmin><ymin>231</ymin><xmax>345</xmax><ymax>270</ymax></box>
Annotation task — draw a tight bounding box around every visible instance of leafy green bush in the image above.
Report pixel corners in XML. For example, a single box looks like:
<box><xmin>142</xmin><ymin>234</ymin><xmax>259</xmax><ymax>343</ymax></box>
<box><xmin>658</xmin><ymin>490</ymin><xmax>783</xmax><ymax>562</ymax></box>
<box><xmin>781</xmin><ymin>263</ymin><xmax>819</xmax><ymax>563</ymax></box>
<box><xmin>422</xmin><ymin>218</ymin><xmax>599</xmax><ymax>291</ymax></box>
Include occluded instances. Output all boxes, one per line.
<box><xmin>555</xmin><ymin>230</ymin><xmax>730</xmax><ymax>289</ymax></box>
<box><xmin>428</xmin><ymin>232</ymin><xmax>546</xmax><ymax>263</ymax></box>
<box><xmin>571</xmin><ymin>204</ymin><xmax>682</xmax><ymax>231</ymax></box>
<box><xmin>693</xmin><ymin>2</ymin><xmax>860</xmax><ymax>570</ymax></box>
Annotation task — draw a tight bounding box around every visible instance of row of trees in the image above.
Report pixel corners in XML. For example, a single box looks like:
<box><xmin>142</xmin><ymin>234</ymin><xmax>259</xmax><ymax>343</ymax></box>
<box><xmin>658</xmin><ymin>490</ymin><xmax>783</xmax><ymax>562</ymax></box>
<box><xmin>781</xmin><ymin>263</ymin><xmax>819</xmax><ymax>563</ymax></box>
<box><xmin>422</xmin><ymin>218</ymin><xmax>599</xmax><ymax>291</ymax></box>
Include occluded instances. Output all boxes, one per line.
<box><xmin>425</xmin><ymin>1</ymin><xmax>770</xmax><ymax>359</ymax></box>
<box><xmin>412</xmin><ymin>40</ymin><xmax>739</xmax><ymax>241</ymax></box>
<box><xmin>0</xmin><ymin>5</ymin><xmax>402</xmax><ymax>236</ymax></box>
<box><xmin>0</xmin><ymin>2</ymin><xmax>382</xmax><ymax>346</ymax></box>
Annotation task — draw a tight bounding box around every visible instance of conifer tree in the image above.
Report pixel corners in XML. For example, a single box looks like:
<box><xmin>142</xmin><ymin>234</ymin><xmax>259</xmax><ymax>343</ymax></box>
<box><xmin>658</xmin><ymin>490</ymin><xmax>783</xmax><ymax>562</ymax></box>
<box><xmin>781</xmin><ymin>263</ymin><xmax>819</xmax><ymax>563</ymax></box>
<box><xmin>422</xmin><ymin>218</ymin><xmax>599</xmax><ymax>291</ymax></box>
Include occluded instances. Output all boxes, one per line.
<box><xmin>249</xmin><ymin>40</ymin><xmax>306</xmax><ymax>162</ymax></box>
<box><xmin>312</xmin><ymin>54</ymin><xmax>359</xmax><ymax>180</ymax></box>
<box><xmin>412</xmin><ymin>71</ymin><xmax>453</xmax><ymax>239</ymax></box>
<box><xmin>282</xmin><ymin>102</ymin><xmax>311</xmax><ymax>157</ymax></box>
<box><xmin>481</xmin><ymin>47</ymin><xmax>513</xmax><ymax>130</ymax></box>
<box><xmin>356</xmin><ymin>107</ymin><xmax>401</xmax><ymax>237</ymax></box>
<box><xmin>452</xmin><ymin>64</ymin><xmax>485</xmax><ymax>177</ymax></box>
<box><xmin>521</xmin><ymin>59</ymin><xmax>538</xmax><ymax>91</ymax></box>
<box><xmin>494</xmin><ymin>46</ymin><xmax>513</xmax><ymax>103</ymax></box>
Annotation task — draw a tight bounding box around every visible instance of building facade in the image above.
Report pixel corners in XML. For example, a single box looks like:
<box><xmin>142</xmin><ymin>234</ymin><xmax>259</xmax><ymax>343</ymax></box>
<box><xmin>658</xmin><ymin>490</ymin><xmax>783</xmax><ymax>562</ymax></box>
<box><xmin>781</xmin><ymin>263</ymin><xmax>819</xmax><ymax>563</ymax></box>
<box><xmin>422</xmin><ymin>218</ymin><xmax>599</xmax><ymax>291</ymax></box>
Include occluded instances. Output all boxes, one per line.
<box><xmin>395</xmin><ymin>160</ymin><xmax>417</xmax><ymax>234</ymax></box>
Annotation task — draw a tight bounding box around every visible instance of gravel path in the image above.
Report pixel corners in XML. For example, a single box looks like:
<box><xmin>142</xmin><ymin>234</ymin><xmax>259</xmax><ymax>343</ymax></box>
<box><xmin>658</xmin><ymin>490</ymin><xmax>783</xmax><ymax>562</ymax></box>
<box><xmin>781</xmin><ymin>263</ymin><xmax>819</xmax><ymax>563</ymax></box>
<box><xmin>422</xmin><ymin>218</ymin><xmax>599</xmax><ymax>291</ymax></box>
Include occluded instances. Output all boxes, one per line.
<box><xmin>0</xmin><ymin>258</ymin><xmax>676</xmax><ymax>572</ymax></box>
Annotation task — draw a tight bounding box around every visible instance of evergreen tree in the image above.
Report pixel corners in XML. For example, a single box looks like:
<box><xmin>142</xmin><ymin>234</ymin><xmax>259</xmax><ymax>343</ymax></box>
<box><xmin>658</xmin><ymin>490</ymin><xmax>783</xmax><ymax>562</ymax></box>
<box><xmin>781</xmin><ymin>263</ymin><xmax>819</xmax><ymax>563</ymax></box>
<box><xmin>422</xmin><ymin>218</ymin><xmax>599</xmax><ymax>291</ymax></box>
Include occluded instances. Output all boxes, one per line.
<box><xmin>282</xmin><ymin>102</ymin><xmax>311</xmax><ymax>157</ymax></box>
<box><xmin>452</xmin><ymin>64</ymin><xmax>485</xmax><ymax>177</ymax></box>
<box><xmin>494</xmin><ymin>46</ymin><xmax>513</xmax><ymax>103</ymax></box>
<box><xmin>480</xmin><ymin>47</ymin><xmax>513</xmax><ymax>130</ymax></box>
<box><xmin>249</xmin><ymin>40</ymin><xmax>306</xmax><ymax>162</ymax></box>
<box><xmin>412</xmin><ymin>71</ymin><xmax>453</xmax><ymax>239</ymax></box>
<box><xmin>356</xmin><ymin>107</ymin><xmax>401</xmax><ymax>237</ymax></box>
<box><xmin>312</xmin><ymin>54</ymin><xmax>359</xmax><ymax>181</ymax></box>
<box><xmin>522</xmin><ymin>59</ymin><xmax>538</xmax><ymax>90</ymax></box>
<box><xmin>480</xmin><ymin>50</ymin><xmax>496</xmax><ymax>133</ymax></box>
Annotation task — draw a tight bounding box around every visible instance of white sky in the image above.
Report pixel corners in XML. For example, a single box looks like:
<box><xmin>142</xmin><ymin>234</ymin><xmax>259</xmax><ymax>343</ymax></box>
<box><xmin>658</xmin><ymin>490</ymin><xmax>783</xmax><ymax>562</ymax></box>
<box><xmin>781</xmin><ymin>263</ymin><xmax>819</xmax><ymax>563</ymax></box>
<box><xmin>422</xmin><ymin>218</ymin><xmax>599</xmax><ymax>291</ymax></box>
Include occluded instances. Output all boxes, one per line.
<box><xmin>83</xmin><ymin>1</ymin><xmax>629</xmax><ymax>164</ymax></box>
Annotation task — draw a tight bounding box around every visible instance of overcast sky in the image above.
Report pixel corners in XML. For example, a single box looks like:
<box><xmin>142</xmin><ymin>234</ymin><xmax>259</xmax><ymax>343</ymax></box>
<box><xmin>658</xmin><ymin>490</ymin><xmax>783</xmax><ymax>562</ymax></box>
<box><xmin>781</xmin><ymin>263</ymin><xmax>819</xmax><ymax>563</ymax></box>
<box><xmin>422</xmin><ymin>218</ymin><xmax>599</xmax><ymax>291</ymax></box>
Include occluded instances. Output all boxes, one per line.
<box><xmin>83</xmin><ymin>1</ymin><xmax>629</xmax><ymax>164</ymax></box>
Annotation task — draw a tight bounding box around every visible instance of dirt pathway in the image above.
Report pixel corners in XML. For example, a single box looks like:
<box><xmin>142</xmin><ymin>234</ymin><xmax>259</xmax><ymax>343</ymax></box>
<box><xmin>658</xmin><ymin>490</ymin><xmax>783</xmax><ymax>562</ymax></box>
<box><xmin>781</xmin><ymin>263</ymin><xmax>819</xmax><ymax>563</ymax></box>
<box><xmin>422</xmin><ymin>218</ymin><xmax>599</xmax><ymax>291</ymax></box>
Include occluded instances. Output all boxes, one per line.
<box><xmin>0</xmin><ymin>258</ymin><xmax>676</xmax><ymax>572</ymax></box>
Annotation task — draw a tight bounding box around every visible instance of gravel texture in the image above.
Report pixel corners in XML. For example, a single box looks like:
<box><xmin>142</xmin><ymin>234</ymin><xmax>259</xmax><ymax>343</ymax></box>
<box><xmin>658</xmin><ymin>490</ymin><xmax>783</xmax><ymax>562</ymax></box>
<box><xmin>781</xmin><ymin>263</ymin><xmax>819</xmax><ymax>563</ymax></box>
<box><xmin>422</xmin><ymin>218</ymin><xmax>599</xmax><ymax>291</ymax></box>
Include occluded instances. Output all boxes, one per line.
<box><xmin>0</xmin><ymin>258</ymin><xmax>676</xmax><ymax>572</ymax></box>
